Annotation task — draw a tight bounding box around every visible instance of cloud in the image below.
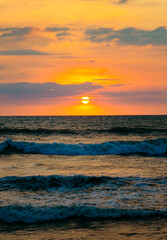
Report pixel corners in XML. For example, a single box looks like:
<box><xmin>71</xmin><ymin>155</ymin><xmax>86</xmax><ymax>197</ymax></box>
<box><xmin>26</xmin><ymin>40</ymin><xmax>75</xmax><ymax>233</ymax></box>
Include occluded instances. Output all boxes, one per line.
<box><xmin>117</xmin><ymin>0</ymin><xmax>129</xmax><ymax>4</ymax></box>
<box><xmin>0</xmin><ymin>82</ymin><xmax>103</xmax><ymax>101</ymax></box>
<box><xmin>0</xmin><ymin>27</ymin><xmax>51</xmax><ymax>51</ymax></box>
<box><xmin>86</xmin><ymin>28</ymin><xmax>112</xmax><ymax>36</ymax></box>
<box><xmin>0</xmin><ymin>49</ymin><xmax>51</xmax><ymax>55</ymax></box>
<box><xmin>45</xmin><ymin>26</ymin><xmax>71</xmax><ymax>39</ymax></box>
<box><xmin>55</xmin><ymin>32</ymin><xmax>71</xmax><ymax>37</ymax></box>
<box><xmin>85</xmin><ymin>26</ymin><xmax>167</xmax><ymax>45</ymax></box>
<box><xmin>45</xmin><ymin>27</ymin><xmax>70</xmax><ymax>32</ymax></box>
<box><xmin>0</xmin><ymin>25</ymin><xmax>71</xmax><ymax>52</ymax></box>
<box><xmin>0</xmin><ymin>27</ymin><xmax>34</xmax><ymax>37</ymax></box>
<box><xmin>100</xmin><ymin>89</ymin><xmax>167</xmax><ymax>103</ymax></box>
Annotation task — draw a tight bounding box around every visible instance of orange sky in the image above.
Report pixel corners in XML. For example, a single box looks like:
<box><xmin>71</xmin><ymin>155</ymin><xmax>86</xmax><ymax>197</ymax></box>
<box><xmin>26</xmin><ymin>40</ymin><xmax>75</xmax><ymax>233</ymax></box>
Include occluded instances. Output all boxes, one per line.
<box><xmin>0</xmin><ymin>0</ymin><xmax>167</xmax><ymax>115</ymax></box>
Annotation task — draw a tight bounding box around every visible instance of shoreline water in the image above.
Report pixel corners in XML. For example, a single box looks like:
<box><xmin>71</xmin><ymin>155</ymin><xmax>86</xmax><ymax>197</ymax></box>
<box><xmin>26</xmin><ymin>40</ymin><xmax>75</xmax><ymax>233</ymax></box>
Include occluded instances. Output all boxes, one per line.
<box><xmin>0</xmin><ymin>116</ymin><xmax>166</xmax><ymax>239</ymax></box>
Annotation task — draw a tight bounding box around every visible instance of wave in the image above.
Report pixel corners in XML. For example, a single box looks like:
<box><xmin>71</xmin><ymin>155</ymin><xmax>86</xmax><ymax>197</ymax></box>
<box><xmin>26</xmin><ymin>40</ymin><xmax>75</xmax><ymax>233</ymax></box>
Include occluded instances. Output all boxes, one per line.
<box><xmin>0</xmin><ymin>205</ymin><xmax>166</xmax><ymax>223</ymax></box>
<box><xmin>0</xmin><ymin>127</ymin><xmax>77</xmax><ymax>135</ymax></box>
<box><xmin>0</xmin><ymin>127</ymin><xmax>166</xmax><ymax>136</ymax></box>
<box><xmin>0</xmin><ymin>175</ymin><xmax>166</xmax><ymax>191</ymax></box>
<box><xmin>0</xmin><ymin>175</ymin><xmax>111</xmax><ymax>191</ymax></box>
<box><xmin>0</xmin><ymin>138</ymin><xmax>167</xmax><ymax>156</ymax></box>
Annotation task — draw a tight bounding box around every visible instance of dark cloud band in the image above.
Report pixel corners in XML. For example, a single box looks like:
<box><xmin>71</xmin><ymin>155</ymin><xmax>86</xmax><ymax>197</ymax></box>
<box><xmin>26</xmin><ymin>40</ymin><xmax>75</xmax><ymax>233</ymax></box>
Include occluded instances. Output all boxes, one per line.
<box><xmin>0</xmin><ymin>82</ymin><xmax>102</xmax><ymax>101</ymax></box>
<box><xmin>85</xmin><ymin>26</ymin><xmax>167</xmax><ymax>46</ymax></box>
<box><xmin>100</xmin><ymin>89</ymin><xmax>167</xmax><ymax>103</ymax></box>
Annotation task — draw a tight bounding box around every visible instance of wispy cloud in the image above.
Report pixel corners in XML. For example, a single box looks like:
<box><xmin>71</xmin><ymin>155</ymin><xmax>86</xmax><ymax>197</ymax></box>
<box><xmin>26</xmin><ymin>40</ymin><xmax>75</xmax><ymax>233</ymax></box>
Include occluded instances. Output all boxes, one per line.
<box><xmin>0</xmin><ymin>27</ymin><xmax>34</xmax><ymax>37</ymax></box>
<box><xmin>0</xmin><ymin>27</ymin><xmax>51</xmax><ymax>51</ymax></box>
<box><xmin>85</xmin><ymin>26</ymin><xmax>167</xmax><ymax>45</ymax></box>
<box><xmin>0</xmin><ymin>25</ymin><xmax>72</xmax><ymax>53</ymax></box>
<box><xmin>45</xmin><ymin>27</ymin><xmax>70</xmax><ymax>32</ymax></box>
<box><xmin>55</xmin><ymin>32</ymin><xmax>71</xmax><ymax>37</ymax></box>
<box><xmin>45</xmin><ymin>26</ymin><xmax>71</xmax><ymax>39</ymax></box>
<box><xmin>117</xmin><ymin>0</ymin><xmax>129</xmax><ymax>4</ymax></box>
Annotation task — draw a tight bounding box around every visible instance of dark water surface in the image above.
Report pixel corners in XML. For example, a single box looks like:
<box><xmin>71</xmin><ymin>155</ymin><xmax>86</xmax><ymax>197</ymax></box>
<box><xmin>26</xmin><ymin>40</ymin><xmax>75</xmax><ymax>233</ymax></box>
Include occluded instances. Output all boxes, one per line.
<box><xmin>0</xmin><ymin>116</ymin><xmax>166</xmax><ymax>239</ymax></box>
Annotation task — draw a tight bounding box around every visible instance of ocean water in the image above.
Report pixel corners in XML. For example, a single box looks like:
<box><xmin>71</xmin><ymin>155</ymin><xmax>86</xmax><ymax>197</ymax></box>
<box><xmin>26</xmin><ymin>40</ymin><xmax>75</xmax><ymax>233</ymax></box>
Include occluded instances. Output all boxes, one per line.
<box><xmin>0</xmin><ymin>115</ymin><xmax>166</xmax><ymax>239</ymax></box>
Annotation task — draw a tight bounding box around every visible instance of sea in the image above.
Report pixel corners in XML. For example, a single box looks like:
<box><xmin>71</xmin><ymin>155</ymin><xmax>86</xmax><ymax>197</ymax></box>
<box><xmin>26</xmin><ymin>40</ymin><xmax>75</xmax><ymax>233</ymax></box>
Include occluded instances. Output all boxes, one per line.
<box><xmin>0</xmin><ymin>115</ymin><xmax>166</xmax><ymax>240</ymax></box>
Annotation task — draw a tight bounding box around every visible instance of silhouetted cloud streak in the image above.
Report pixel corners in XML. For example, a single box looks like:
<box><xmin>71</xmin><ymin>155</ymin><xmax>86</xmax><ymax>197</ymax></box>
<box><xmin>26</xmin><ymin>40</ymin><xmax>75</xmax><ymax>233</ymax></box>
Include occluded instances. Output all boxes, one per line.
<box><xmin>0</xmin><ymin>49</ymin><xmax>51</xmax><ymax>55</ymax></box>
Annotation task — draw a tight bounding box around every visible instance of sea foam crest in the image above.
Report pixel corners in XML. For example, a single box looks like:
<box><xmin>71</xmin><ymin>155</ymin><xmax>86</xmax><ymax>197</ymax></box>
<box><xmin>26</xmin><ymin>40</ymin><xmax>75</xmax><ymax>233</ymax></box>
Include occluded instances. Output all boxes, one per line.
<box><xmin>0</xmin><ymin>205</ymin><xmax>166</xmax><ymax>223</ymax></box>
<box><xmin>0</xmin><ymin>138</ymin><xmax>167</xmax><ymax>156</ymax></box>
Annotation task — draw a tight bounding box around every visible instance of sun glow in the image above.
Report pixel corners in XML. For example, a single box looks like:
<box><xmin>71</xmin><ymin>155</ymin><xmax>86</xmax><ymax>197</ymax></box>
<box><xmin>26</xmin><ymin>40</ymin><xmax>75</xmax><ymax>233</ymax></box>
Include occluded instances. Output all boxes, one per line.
<box><xmin>81</xmin><ymin>96</ymin><xmax>90</xmax><ymax>104</ymax></box>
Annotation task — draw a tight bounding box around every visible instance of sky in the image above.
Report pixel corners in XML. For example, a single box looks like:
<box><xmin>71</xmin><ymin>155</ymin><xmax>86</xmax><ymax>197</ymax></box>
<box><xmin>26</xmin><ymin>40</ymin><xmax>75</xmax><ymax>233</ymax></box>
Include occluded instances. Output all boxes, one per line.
<box><xmin>0</xmin><ymin>0</ymin><xmax>167</xmax><ymax>115</ymax></box>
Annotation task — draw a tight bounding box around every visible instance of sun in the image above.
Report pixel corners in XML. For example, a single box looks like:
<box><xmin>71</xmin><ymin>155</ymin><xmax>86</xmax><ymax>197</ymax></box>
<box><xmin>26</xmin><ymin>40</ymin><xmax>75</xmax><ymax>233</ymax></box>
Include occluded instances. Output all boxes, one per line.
<box><xmin>81</xmin><ymin>96</ymin><xmax>90</xmax><ymax>104</ymax></box>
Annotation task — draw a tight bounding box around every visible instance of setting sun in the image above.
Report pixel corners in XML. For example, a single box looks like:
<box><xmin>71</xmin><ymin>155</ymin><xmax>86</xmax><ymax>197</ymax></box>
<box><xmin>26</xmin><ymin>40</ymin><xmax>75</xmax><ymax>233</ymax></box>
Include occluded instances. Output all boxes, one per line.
<box><xmin>81</xmin><ymin>97</ymin><xmax>90</xmax><ymax>104</ymax></box>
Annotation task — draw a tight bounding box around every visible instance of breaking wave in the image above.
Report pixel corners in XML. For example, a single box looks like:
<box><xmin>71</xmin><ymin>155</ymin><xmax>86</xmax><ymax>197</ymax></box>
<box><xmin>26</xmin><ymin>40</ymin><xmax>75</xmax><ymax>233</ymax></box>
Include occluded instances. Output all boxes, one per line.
<box><xmin>0</xmin><ymin>205</ymin><xmax>166</xmax><ymax>223</ymax></box>
<box><xmin>0</xmin><ymin>175</ymin><xmax>166</xmax><ymax>191</ymax></box>
<box><xmin>0</xmin><ymin>138</ymin><xmax>167</xmax><ymax>156</ymax></box>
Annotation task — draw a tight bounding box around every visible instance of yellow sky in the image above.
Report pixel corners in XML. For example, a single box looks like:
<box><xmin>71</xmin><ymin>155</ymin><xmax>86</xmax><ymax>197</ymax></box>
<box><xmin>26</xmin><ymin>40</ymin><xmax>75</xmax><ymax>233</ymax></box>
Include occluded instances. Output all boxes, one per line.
<box><xmin>0</xmin><ymin>0</ymin><xmax>166</xmax><ymax>28</ymax></box>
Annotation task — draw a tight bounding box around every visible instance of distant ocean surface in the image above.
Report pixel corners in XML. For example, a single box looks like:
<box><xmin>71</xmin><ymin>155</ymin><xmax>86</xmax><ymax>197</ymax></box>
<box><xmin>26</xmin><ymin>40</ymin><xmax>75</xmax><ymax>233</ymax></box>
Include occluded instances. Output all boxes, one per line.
<box><xmin>0</xmin><ymin>116</ymin><xmax>166</xmax><ymax>239</ymax></box>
